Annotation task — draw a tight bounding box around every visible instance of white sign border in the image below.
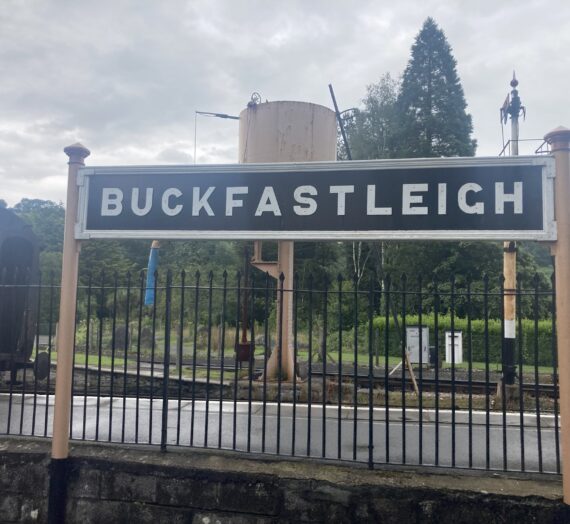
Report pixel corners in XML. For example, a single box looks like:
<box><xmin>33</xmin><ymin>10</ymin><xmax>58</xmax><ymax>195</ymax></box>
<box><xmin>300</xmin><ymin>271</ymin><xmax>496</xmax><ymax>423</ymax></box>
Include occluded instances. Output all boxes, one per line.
<box><xmin>75</xmin><ymin>156</ymin><xmax>556</xmax><ymax>242</ymax></box>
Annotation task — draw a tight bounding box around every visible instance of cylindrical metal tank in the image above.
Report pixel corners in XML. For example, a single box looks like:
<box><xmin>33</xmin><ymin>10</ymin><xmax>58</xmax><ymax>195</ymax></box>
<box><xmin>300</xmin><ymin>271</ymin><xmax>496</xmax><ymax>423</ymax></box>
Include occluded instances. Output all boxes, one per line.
<box><xmin>239</xmin><ymin>100</ymin><xmax>337</xmax><ymax>163</ymax></box>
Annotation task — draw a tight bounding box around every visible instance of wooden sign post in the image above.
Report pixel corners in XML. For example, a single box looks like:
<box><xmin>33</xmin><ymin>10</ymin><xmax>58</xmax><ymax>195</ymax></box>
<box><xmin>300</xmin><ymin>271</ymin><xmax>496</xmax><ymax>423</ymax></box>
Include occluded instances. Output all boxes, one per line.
<box><xmin>48</xmin><ymin>143</ymin><xmax>90</xmax><ymax>523</ymax></box>
<box><xmin>545</xmin><ymin>126</ymin><xmax>570</xmax><ymax>503</ymax></box>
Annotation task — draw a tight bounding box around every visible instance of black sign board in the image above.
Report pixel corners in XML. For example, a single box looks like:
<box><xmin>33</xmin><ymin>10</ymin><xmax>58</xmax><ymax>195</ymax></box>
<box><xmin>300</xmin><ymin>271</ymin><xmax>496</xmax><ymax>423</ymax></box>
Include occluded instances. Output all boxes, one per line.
<box><xmin>76</xmin><ymin>157</ymin><xmax>555</xmax><ymax>241</ymax></box>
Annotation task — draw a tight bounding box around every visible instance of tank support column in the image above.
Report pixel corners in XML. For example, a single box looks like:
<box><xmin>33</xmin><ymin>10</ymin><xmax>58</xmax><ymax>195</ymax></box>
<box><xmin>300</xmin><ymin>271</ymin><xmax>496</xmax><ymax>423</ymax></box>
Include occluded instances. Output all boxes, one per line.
<box><xmin>238</xmin><ymin>100</ymin><xmax>336</xmax><ymax>381</ymax></box>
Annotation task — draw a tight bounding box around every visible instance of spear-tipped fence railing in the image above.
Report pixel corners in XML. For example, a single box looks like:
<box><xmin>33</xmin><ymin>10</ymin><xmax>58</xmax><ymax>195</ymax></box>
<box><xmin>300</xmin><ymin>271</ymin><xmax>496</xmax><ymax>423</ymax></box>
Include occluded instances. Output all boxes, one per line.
<box><xmin>0</xmin><ymin>267</ymin><xmax>561</xmax><ymax>474</ymax></box>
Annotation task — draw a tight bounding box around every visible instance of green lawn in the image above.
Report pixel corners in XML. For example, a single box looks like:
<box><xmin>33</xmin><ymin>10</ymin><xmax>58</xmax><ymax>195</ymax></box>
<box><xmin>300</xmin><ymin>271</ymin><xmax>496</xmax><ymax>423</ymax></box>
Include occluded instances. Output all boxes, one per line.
<box><xmin>72</xmin><ymin>352</ymin><xmax>126</xmax><ymax>369</ymax></box>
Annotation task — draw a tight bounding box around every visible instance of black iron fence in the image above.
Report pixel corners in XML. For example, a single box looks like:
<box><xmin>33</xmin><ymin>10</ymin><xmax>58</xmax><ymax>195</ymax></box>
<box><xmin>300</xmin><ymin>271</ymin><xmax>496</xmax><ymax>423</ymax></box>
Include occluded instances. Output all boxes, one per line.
<box><xmin>0</xmin><ymin>267</ymin><xmax>561</xmax><ymax>474</ymax></box>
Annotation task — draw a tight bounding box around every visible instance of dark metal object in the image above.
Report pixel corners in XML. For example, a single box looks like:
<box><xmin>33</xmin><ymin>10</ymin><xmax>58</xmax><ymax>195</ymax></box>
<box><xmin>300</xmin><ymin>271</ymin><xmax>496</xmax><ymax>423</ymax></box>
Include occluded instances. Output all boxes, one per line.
<box><xmin>467</xmin><ymin>280</ymin><xmax>474</xmax><ymax>468</ymax></box>
<box><xmin>367</xmin><ymin>276</ymin><xmax>375</xmax><ymax>469</ymax></box>
<box><xmin>450</xmin><ymin>275</ymin><xmax>456</xmax><ymax>468</ymax></box>
<box><xmin>177</xmin><ymin>270</ymin><xmax>185</xmax><ymax>446</ymax></box>
<box><xmin>134</xmin><ymin>270</ymin><xmax>145</xmax><ymax>444</ymax></box>
<box><xmin>337</xmin><ymin>274</ymin><xmax>343</xmax><ymax>460</ymax></box>
<box><xmin>551</xmin><ymin>268</ymin><xmax>561</xmax><ymax>473</ymax></box>
<box><xmin>306</xmin><ymin>275</ymin><xmax>314</xmax><ymax>457</ymax></box>
<box><xmin>400</xmin><ymin>274</ymin><xmax>407</xmax><ymax>464</ymax></box>
<box><xmin>0</xmin><ymin>208</ymin><xmax>41</xmax><ymax>379</ymax></box>
<box><xmin>262</xmin><ymin>272</ymin><xmax>270</xmax><ymax>453</ymax></box>
<box><xmin>246</xmin><ymin>272</ymin><xmax>255</xmax><ymax>452</ymax></box>
<box><xmin>533</xmin><ymin>274</ymin><xmax>543</xmax><ymax>472</ymax></box>
<box><xmin>33</xmin><ymin>351</ymin><xmax>50</xmax><ymax>381</ymax></box>
<box><xmin>418</xmin><ymin>275</ymin><xmax>424</xmax><ymax>465</ymax></box>
<box><xmin>108</xmin><ymin>273</ymin><xmax>118</xmax><ymax>442</ymax></box>
<box><xmin>0</xmin><ymin>267</ymin><xmax>561</xmax><ymax>477</ymax></box>
<box><xmin>434</xmin><ymin>278</ymin><xmax>440</xmax><ymax>465</ymax></box>
<box><xmin>500</xmin><ymin>275</ymin><xmax>508</xmax><ymax>471</ymax></box>
<box><xmin>122</xmin><ymin>273</ymin><xmax>131</xmax><ymax>443</ymax></box>
<box><xmin>328</xmin><ymin>83</ymin><xmax>352</xmax><ymax>160</ymax></box>
<box><xmin>517</xmin><ymin>276</ymin><xmax>526</xmax><ymax>471</ymax></box>
<box><xmin>292</xmin><ymin>273</ymin><xmax>299</xmax><ymax>456</ymax></box>
<box><xmin>218</xmin><ymin>270</ymin><xmax>227</xmax><ymax>449</ymax></box>
<box><xmin>204</xmin><ymin>271</ymin><xmax>214</xmax><ymax>447</ymax></box>
<box><xmin>191</xmin><ymin>270</ymin><xmax>200</xmax><ymax>447</ymax></box>
<box><xmin>321</xmin><ymin>276</ymin><xmax>328</xmax><ymax>459</ymax></box>
<box><xmin>352</xmin><ymin>274</ymin><xmax>358</xmax><ymax>461</ymax></box>
<box><xmin>248</xmin><ymin>92</ymin><xmax>262</xmax><ymax>107</ymax></box>
<box><xmin>196</xmin><ymin>110</ymin><xmax>240</xmax><ymax>121</ymax></box>
<box><xmin>384</xmin><ymin>275</ymin><xmax>391</xmax><ymax>463</ymax></box>
<box><xmin>47</xmin><ymin>458</ymin><xmax>68</xmax><ymax>524</ymax></box>
<box><xmin>499</xmin><ymin>138</ymin><xmax>547</xmax><ymax>157</ymax></box>
<box><xmin>148</xmin><ymin>271</ymin><xmax>158</xmax><ymax>445</ymax></box>
<box><xmin>232</xmin><ymin>272</ymin><xmax>240</xmax><ymax>450</ymax></box>
<box><xmin>94</xmin><ymin>272</ymin><xmax>105</xmax><ymax>441</ymax></box>
<box><xmin>160</xmin><ymin>270</ymin><xmax>172</xmax><ymax>452</ymax></box>
<box><xmin>236</xmin><ymin>247</ymin><xmax>252</xmax><ymax>363</ymax></box>
<box><xmin>277</xmin><ymin>273</ymin><xmax>285</xmax><ymax>455</ymax></box>
<box><xmin>484</xmin><ymin>275</ymin><xmax>491</xmax><ymax>469</ymax></box>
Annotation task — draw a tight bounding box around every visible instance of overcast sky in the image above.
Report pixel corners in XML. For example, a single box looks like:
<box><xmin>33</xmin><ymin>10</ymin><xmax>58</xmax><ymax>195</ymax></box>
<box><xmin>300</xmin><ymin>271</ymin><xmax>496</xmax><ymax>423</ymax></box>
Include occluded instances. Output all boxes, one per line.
<box><xmin>1</xmin><ymin>0</ymin><xmax>568</xmax><ymax>206</ymax></box>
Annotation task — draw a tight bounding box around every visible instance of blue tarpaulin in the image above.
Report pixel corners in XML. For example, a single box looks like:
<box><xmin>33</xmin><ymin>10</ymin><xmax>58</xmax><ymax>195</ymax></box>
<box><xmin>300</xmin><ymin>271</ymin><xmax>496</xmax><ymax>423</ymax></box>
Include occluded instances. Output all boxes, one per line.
<box><xmin>144</xmin><ymin>240</ymin><xmax>160</xmax><ymax>306</ymax></box>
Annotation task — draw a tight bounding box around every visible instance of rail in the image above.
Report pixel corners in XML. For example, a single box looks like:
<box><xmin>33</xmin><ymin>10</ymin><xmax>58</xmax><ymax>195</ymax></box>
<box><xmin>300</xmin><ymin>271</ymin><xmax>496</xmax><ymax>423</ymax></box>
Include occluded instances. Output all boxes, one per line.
<box><xmin>0</xmin><ymin>267</ymin><xmax>560</xmax><ymax>474</ymax></box>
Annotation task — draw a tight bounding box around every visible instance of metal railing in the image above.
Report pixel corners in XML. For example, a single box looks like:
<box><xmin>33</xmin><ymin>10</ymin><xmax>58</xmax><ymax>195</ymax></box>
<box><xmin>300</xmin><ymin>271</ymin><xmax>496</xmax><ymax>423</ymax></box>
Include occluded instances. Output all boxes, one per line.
<box><xmin>0</xmin><ymin>267</ymin><xmax>560</xmax><ymax>474</ymax></box>
<box><xmin>498</xmin><ymin>138</ymin><xmax>551</xmax><ymax>156</ymax></box>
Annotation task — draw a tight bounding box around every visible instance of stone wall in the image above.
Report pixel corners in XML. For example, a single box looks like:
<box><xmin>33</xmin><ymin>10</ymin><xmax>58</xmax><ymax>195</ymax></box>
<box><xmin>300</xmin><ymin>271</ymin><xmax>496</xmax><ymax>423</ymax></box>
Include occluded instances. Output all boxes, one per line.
<box><xmin>0</xmin><ymin>437</ymin><xmax>568</xmax><ymax>523</ymax></box>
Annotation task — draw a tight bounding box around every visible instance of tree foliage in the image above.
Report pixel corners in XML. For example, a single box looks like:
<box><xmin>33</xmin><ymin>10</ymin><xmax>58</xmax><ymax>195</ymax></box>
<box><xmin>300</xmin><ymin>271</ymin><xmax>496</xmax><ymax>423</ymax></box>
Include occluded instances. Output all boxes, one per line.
<box><xmin>13</xmin><ymin>199</ymin><xmax>65</xmax><ymax>253</ymax></box>
<box><xmin>341</xmin><ymin>18</ymin><xmax>552</xmax><ymax>287</ymax></box>
<box><xmin>395</xmin><ymin>17</ymin><xmax>476</xmax><ymax>158</ymax></box>
<box><xmin>342</xmin><ymin>74</ymin><xmax>399</xmax><ymax>160</ymax></box>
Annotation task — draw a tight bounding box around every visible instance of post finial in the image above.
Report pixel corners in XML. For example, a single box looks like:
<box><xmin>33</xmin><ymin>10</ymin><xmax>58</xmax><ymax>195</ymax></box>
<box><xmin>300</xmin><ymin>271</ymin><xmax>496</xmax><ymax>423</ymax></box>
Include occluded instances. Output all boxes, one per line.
<box><xmin>510</xmin><ymin>71</ymin><xmax>518</xmax><ymax>89</ymax></box>
<box><xmin>63</xmin><ymin>142</ymin><xmax>90</xmax><ymax>164</ymax></box>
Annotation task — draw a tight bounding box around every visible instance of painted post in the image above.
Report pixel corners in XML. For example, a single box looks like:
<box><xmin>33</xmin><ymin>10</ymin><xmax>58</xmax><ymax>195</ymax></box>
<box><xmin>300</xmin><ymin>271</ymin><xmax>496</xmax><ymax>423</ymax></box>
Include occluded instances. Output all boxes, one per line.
<box><xmin>502</xmin><ymin>74</ymin><xmax>524</xmax><ymax>388</ymax></box>
<box><xmin>48</xmin><ymin>143</ymin><xmax>90</xmax><ymax>523</ymax></box>
<box><xmin>545</xmin><ymin>126</ymin><xmax>570</xmax><ymax>503</ymax></box>
<box><xmin>502</xmin><ymin>240</ymin><xmax>516</xmax><ymax>385</ymax></box>
<box><xmin>238</xmin><ymin>101</ymin><xmax>336</xmax><ymax>380</ymax></box>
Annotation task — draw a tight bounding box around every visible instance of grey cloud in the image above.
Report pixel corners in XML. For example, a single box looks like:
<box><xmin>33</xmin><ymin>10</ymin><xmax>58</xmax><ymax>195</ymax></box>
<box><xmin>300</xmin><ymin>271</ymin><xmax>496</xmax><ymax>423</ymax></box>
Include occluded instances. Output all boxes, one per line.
<box><xmin>0</xmin><ymin>0</ymin><xmax>569</xmax><ymax>206</ymax></box>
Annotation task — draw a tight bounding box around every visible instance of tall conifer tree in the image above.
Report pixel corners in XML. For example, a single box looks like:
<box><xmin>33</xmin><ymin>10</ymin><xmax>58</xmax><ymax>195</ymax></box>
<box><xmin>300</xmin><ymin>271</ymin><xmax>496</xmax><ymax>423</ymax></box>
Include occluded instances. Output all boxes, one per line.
<box><xmin>395</xmin><ymin>17</ymin><xmax>476</xmax><ymax>158</ymax></box>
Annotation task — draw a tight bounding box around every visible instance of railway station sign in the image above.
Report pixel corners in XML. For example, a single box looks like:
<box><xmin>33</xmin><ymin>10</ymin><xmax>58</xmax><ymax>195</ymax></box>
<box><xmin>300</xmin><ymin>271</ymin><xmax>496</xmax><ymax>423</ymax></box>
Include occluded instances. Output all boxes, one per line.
<box><xmin>76</xmin><ymin>156</ymin><xmax>555</xmax><ymax>241</ymax></box>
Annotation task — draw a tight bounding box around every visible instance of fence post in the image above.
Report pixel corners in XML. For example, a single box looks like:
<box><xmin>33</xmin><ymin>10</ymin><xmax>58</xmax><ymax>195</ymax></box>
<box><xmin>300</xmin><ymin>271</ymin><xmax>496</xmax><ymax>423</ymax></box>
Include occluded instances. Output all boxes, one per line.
<box><xmin>545</xmin><ymin>126</ymin><xmax>570</xmax><ymax>503</ymax></box>
<box><xmin>48</xmin><ymin>143</ymin><xmax>90</xmax><ymax>523</ymax></box>
<box><xmin>161</xmin><ymin>270</ymin><xmax>172</xmax><ymax>452</ymax></box>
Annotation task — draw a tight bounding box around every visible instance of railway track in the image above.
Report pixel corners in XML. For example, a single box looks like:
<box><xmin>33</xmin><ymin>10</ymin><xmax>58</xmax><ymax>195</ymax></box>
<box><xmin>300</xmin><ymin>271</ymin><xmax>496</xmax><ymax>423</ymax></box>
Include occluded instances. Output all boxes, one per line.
<box><xmin>0</xmin><ymin>362</ymin><xmax>559</xmax><ymax>399</ymax></box>
<box><xmin>313</xmin><ymin>372</ymin><xmax>558</xmax><ymax>398</ymax></box>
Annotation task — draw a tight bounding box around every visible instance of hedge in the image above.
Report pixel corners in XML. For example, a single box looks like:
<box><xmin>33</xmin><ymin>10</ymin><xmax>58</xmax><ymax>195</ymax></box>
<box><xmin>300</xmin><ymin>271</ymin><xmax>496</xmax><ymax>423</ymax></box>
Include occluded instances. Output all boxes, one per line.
<box><xmin>368</xmin><ymin>315</ymin><xmax>556</xmax><ymax>367</ymax></box>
